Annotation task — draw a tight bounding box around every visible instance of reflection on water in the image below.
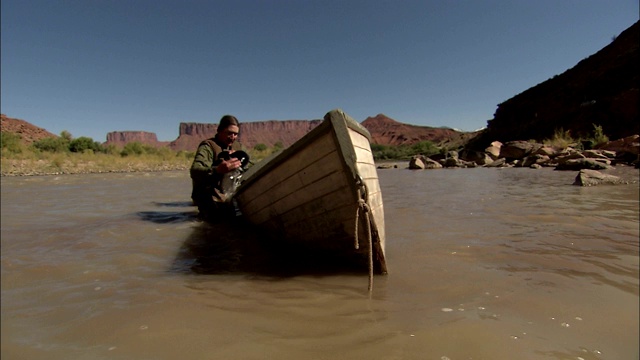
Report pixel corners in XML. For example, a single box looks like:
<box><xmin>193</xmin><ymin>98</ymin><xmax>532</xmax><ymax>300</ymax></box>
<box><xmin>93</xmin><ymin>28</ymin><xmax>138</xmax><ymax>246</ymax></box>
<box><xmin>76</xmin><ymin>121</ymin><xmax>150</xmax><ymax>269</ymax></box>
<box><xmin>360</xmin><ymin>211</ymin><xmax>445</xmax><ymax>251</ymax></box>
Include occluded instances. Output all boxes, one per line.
<box><xmin>1</xmin><ymin>168</ymin><xmax>638</xmax><ymax>360</ymax></box>
<box><xmin>131</xmin><ymin>197</ymin><xmax>374</xmax><ymax>276</ymax></box>
<box><xmin>136</xmin><ymin>210</ymin><xmax>196</xmax><ymax>224</ymax></box>
<box><xmin>171</xmin><ymin>219</ymin><xmax>373</xmax><ymax>276</ymax></box>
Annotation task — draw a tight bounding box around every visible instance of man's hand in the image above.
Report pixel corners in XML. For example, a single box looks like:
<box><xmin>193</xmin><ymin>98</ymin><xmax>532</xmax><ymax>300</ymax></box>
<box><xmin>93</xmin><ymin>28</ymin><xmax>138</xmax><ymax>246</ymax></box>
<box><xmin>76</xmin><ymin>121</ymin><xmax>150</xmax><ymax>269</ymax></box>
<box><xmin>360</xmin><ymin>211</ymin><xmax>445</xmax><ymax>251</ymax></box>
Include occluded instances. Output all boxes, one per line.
<box><xmin>216</xmin><ymin>158</ymin><xmax>241</xmax><ymax>174</ymax></box>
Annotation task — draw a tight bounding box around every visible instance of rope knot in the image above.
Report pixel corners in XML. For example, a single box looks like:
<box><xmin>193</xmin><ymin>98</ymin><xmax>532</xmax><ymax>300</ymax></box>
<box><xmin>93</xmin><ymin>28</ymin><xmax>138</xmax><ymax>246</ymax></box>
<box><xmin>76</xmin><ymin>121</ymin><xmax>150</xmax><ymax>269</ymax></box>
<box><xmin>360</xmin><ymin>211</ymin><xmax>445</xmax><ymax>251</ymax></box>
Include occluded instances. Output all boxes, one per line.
<box><xmin>354</xmin><ymin>174</ymin><xmax>375</xmax><ymax>293</ymax></box>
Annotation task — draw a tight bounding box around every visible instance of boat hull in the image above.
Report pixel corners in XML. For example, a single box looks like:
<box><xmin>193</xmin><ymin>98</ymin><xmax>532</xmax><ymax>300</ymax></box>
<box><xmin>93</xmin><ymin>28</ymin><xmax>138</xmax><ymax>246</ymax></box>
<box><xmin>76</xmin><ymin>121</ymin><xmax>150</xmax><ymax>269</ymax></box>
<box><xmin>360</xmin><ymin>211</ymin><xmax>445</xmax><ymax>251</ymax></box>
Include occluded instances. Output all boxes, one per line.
<box><xmin>234</xmin><ymin>109</ymin><xmax>387</xmax><ymax>273</ymax></box>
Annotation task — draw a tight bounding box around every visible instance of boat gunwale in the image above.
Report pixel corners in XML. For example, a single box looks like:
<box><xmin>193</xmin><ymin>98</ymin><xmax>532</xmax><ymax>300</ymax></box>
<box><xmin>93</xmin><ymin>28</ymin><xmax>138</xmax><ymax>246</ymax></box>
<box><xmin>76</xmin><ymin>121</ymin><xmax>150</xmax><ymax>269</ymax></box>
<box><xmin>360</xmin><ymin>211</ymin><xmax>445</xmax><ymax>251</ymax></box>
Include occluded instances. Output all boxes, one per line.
<box><xmin>236</xmin><ymin>109</ymin><xmax>372</xmax><ymax>194</ymax></box>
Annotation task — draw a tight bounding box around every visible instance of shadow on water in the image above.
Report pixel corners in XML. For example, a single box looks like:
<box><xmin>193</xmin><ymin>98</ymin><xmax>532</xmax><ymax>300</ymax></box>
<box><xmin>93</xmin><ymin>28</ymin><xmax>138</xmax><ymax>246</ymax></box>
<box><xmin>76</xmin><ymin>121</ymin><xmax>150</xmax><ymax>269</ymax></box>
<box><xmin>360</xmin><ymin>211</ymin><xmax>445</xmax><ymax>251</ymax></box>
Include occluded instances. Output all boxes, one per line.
<box><xmin>135</xmin><ymin>200</ymin><xmax>200</xmax><ymax>223</ymax></box>
<box><xmin>136</xmin><ymin>201</ymin><xmax>371</xmax><ymax>277</ymax></box>
<box><xmin>151</xmin><ymin>201</ymin><xmax>195</xmax><ymax>208</ymax></box>
<box><xmin>170</xmin><ymin>216</ymin><xmax>370</xmax><ymax>277</ymax></box>
<box><xmin>136</xmin><ymin>210</ymin><xmax>199</xmax><ymax>223</ymax></box>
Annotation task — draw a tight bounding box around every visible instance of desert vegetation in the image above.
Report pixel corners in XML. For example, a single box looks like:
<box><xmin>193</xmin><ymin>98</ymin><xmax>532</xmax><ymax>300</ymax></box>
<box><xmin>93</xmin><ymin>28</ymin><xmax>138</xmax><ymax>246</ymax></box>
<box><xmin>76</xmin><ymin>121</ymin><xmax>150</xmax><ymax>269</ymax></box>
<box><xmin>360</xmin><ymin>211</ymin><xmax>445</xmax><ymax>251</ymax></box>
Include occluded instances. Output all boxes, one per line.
<box><xmin>0</xmin><ymin>124</ymin><xmax>622</xmax><ymax>176</ymax></box>
<box><xmin>373</xmin><ymin>124</ymin><xmax>612</xmax><ymax>161</ymax></box>
<box><xmin>371</xmin><ymin>141</ymin><xmax>441</xmax><ymax>160</ymax></box>
<box><xmin>1</xmin><ymin>131</ymin><xmax>192</xmax><ymax>176</ymax></box>
<box><xmin>0</xmin><ymin>131</ymin><xmax>290</xmax><ymax>176</ymax></box>
<box><xmin>542</xmin><ymin>124</ymin><xmax>609</xmax><ymax>150</ymax></box>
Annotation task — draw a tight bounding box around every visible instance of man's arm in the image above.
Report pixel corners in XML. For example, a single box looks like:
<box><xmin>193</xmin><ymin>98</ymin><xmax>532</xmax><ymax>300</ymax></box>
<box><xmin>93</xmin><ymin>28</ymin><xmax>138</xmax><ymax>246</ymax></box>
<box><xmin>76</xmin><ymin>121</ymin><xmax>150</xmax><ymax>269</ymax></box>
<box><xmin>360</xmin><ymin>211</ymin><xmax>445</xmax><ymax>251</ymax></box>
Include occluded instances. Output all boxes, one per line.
<box><xmin>190</xmin><ymin>143</ymin><xmax>216</xmax><ymax>182</ymax></box>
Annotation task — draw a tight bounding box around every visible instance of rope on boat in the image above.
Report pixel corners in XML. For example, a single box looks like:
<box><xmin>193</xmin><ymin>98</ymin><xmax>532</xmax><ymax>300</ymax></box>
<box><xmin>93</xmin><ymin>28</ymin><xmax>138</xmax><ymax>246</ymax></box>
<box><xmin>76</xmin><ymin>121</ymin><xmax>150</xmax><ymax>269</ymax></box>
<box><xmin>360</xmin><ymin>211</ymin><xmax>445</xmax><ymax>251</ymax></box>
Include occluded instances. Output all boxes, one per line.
<box><xmin>355</xmin><ymin>176</ymin><xmax>375</xmax><ymax>293</ymax></box>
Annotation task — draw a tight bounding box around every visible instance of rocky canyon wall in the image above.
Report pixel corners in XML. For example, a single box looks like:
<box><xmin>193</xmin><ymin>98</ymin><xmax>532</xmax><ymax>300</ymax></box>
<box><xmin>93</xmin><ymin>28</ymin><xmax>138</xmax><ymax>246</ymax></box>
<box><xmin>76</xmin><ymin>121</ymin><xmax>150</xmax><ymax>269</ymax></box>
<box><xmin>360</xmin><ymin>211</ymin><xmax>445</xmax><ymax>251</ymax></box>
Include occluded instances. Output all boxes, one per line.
<box><xmin>104</xmin><ymin>131</ymin><xmax>170</xmax><ymax>148</ymax></box>
<box><xmin>168</xmin><ymin>119</ymin><xmax>323</xmax><ymax>151</ymax></box>
<box><xmin>103</xmin><ymin>115</ymin><xmax>471</xmax><ymax>152</ymax></box>
<box><xmin>473</xmin><ymin>20</ymin><xmax>639</xmax><ymax>148</ymax></box>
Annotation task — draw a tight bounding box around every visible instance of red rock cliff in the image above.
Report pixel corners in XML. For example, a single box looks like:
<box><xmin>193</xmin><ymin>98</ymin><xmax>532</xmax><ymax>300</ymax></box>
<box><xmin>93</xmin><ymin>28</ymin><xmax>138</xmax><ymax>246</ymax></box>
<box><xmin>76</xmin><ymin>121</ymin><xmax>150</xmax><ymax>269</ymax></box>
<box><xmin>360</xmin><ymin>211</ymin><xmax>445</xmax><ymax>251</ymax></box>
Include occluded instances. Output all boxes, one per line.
<box><xmin>105</xmin><ymin>131</ymin><xmax>169</xmax><ymax>148</ymax></box>
<box><xmin>169</xmin><ymin>120</ymin><xmax>323</xmax><ymax>151</ymax></box>
<box><xmin>3</xmin><ymin>112</ymin><xmax>472</xmax><ymax>152</ymax></box>
<box><xmin>1</xmin><ymin>114</ymin><xmax>57</xmax><ymax>144</ymax></box>
<box><xmin>362</xmin><ymin>114</ymin><xmax>471</xmax><ymax>146</ymax></box>
<box><xmin>167</xmin><ymin>115</ymin><xmax>471</xmax><ymax>151</ymax></box>
<box><xmin>483</xmin><ymin>20</ymin><xmax>639</xmax><ymax>144</ymax></box>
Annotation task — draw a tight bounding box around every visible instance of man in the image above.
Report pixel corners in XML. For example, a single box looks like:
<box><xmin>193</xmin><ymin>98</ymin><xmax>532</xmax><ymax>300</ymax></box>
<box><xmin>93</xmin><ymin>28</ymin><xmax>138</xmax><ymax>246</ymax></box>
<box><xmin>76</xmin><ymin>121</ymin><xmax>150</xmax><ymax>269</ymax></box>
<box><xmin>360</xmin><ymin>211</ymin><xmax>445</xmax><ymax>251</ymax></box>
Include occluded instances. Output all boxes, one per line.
<box><xmin>190</xmin><ymin>115</ymin><xmax>244</xmax><ymax>221</ymax></box>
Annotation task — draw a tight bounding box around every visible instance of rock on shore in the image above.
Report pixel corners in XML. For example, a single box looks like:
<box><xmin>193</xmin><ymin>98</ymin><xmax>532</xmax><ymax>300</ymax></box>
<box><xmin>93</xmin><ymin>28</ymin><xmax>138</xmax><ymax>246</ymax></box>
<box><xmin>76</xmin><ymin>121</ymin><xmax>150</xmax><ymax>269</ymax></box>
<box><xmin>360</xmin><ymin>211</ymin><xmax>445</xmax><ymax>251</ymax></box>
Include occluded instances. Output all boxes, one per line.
<box><xmin>403</xmin><ymin>135</ymin><xmax>639</xmax><ymax>186</ymax></box>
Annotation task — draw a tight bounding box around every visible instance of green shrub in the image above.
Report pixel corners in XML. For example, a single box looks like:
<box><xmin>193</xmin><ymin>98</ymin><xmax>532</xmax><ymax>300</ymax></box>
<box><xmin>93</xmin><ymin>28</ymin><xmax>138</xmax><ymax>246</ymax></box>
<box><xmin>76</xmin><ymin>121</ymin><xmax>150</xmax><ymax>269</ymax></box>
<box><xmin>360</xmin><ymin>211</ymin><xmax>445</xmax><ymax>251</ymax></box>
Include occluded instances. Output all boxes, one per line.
<box><xmin>591</xmin><ymin>124</ymin><xmax>609</xmax><ymax>145</ymax></box>
<box><xmin>69</xmin><ymin>136</ymin><xmax>103</xmax><ymax>153</ymax></box>
<box><xmin>120</xmin><ymin>142</ymin><xmax>145</xmax><ymax>156</ymax></box>
<box><xmin>372</xmin><ymin>144</ymin><xmax>400</xmax><ymax>160</ymax></box>
<box><xmin>60</xmin><ymin>130</ymin><xmax>73</xmax><ymax>141</ymax></box>
<box><xmin>544</xmin><ymin>128</ymin><xmax>574</xmax><ymax>149</ymax></box>
<box><xmin>31</xmin><ymin>137</ymin><xmax>70</xmax><ymax>153</ymax></box>
<box><xmin>579</xmin><ymin>124</ymin><xmax>610</xmax><ymax>150</ymax></box>
<box><xmin>372</xmin><ymin>141</ymin><xmax>440</xmax><ymax>160</ymax></box>
<box><xmin>411</xmin><ymin>141</ymin><xmax>438</xmax><ymax>156</ymax></box>
<box><xmin>103</xmin><ymin>144</ymin><xmax>120</xmax><ymax>155</ymax></box>
<box><xmin>1</xmin><ymin>132</ymin><xmax>24</xmax><ymax>155</ymax></box>
<box><xmin>51</xmin><ymin>154</ymin><xmax>66</xmax><ymax>169</ymax></box>
<box><xmin>268</xmin><ymin>141</ymin><xmax>284</xmax><ymax>155</ymax></box>
<box><xmin>177</xmin><ymin>150</ymin><xmax>195</xmax><ymax>160</ymax></box>
<box><xmin>253</xmin><ymin>143</ymin><xmax>267</xmax><ymax>151</ymax></box>
<box><xmin>153</xmin><ymin>146</ymin><xmax>176</xmax><ymax>160</ymax></box>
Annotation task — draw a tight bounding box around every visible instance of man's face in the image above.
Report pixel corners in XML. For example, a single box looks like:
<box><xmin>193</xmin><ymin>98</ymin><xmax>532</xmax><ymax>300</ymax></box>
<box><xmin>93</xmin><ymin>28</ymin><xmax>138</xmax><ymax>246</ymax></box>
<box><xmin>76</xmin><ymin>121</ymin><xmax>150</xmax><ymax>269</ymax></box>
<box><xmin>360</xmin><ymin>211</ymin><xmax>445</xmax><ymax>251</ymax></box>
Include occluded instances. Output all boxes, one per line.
<box><xmin>217</xmin><ymin>125</ymin><xmax>239</xmax><ymax>147</ymax></box>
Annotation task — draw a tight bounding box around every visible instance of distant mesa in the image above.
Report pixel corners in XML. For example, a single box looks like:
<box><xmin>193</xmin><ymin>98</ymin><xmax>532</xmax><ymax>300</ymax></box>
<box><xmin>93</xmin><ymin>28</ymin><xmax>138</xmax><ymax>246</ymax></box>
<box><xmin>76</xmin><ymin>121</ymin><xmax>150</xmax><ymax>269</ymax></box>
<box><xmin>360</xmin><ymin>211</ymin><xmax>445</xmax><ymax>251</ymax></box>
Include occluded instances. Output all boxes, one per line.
<box><xmin>104</xmin><ymin>131</ymin><xmax>170</xmax><ymax>148</ymax></box>
<box><xmin>167</xmin><ymin>119</ymin><xmax>325</xmax><ymax>152</ymax></box>
<box><xmin>96</xmin><ymin>114</ymin><xmax>475</xmax><ymax>151</ymax></box>
<box><xmin>2</xmin><ymin>112</ymin><xmax>469</xmax><ymax>152</ymax></box>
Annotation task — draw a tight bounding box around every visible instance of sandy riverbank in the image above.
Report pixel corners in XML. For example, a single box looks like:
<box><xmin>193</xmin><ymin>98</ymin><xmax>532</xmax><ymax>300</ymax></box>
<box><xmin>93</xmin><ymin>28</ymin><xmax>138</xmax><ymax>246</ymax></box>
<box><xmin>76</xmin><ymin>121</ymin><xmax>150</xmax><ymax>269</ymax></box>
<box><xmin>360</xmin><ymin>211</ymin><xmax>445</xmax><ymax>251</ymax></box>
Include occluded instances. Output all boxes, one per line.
<box><xmin>0</xmin><ymin>158</ymin><xmax>192</xmax><ymax>177</ymax></box>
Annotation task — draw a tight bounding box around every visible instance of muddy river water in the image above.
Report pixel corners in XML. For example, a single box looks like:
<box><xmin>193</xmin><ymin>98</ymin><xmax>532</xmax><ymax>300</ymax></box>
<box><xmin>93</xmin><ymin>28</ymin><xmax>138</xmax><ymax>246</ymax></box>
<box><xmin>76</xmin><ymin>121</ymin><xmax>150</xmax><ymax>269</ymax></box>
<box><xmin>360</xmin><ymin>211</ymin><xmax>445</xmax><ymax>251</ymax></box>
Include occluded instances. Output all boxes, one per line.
<box><xmin>1</xmin><ymin>166</ymin><xmax>638</xmax><ymax>359</ymax></box>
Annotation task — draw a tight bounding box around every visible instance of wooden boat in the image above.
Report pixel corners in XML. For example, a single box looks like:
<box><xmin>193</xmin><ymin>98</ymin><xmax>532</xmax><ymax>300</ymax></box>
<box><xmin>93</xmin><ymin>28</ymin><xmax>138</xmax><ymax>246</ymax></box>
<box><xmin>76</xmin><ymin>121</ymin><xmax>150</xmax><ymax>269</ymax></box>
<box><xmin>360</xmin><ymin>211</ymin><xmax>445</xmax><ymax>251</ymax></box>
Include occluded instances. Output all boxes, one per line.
<box><xmin>234</xmin><ymin>109</ymin><xmax>387</xmax><ymax>276</ymax></box>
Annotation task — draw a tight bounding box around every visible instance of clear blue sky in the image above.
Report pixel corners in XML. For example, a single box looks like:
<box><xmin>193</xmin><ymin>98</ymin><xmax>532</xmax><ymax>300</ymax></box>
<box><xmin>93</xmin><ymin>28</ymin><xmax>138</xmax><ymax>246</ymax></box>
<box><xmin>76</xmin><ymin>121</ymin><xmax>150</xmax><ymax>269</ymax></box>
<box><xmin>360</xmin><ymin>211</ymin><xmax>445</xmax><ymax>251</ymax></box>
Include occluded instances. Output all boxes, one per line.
<box><xmin>2</xmin><ymin>1</ymin><xmax>638</xmax><ymax>142</ymax></box>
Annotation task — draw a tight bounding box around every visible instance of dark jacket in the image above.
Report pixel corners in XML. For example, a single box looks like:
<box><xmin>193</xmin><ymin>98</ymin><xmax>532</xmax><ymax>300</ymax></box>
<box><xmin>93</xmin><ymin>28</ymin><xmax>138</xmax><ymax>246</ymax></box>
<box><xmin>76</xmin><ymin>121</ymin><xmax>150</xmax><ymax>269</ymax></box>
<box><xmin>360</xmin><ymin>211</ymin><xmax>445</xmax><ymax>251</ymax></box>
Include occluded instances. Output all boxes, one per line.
<box><xmin>190</xmin><ymin>137</ymin><xmax>243</xmax><ymax>211</ymax></box>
